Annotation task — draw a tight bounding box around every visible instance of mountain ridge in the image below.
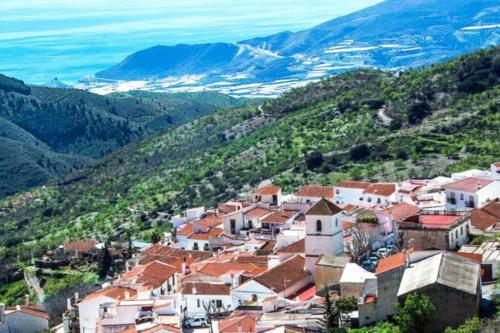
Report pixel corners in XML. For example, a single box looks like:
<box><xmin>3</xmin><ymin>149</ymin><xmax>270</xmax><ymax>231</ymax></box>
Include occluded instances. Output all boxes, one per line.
<box><xmin>94</xmin><ymin>0</ymin><xmax>500</xmax><ymax>97</ymax></box>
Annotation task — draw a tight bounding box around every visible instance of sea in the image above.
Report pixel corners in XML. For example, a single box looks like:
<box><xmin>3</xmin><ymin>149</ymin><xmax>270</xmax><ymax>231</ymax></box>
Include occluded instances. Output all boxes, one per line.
<box><xmin>0</xmin><ymin>0</ymin><xmax>382</xmax><ymax>85</ymax></box>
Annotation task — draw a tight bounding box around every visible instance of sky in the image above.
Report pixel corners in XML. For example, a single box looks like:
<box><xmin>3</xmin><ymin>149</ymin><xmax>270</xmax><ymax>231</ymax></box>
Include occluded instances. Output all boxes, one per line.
<box><xmin>0</xmin><ymin>0</ymin><xmax>383</xmax><ymax>83</ymax></box>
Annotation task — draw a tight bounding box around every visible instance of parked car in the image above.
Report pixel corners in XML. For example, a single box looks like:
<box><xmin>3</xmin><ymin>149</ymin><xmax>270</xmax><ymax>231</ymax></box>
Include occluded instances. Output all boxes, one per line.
<box><xmin>185</xmin><ymin>317</ymin><xmax>208</xmax><ymax>328</ymax></box>
<box><xmin>376</xmin><ymin>247</ymin><xmax>389</xmax><ymax>257</ymax></box>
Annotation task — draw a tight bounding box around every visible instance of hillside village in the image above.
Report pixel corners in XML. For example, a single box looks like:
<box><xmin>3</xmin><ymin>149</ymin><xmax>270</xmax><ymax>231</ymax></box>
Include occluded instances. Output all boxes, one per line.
<box><xmin>6</xmin><ymin>162</ymin><xmax>500</xmax><ymax>333</ymax></box>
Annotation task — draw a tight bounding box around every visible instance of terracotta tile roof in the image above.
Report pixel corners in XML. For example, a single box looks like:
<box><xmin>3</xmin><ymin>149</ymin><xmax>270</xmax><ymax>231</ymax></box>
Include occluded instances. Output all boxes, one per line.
<box><xmin>444</xmin><ymin>177</ymin><xmax>494</xmax><ymax>193</ymax></box>
<box><xmin>375</xmin><ymin>253</ymin><xmax>405</xmax><ymax>275</ymax></box>
<box><xmin>245</xmin><ymin>207</ymin><xmax>273</xmax><ymax>219</ymax></box>
<box><xmin>83</xmin><ymin>286</ymin><xmax>137</xmax><ymax>302</ymax></box>
<box><xmin>295</xmin><ymin>185</ymin><xmax>334</xmax><ymax>199</ymax></box>
<box><xmin>5</xmin><ymin>305</ymin><xmax>50</xmax><ymax>320</ymax></box>
<box><xmin>494</xmin><ymin>162</ymin><xmax>500</xmax><ymax>167</ymax></box>
<box><xmin>305</xmin><ymin>198</ymin><xmax>342</xmax><ymax>216</ymax></box>
<box><xmin>419</xmin><ymin>215</ymin><xmax>462</xmax><ymax>229</ymax></box>
<box><xmin>177</xmin><ymin>223</ymin><xmax>194</xmax><ymax>237</ymax></box>
<box><xmin>277</xmin><ymin>239</ymin><xmax>305</xmax><ymax>254</ymax></box>
<box><xmin>209</xmin><ymin>228</ymin><xmax>224</xmax><ymax>237</ymax></box>
<box><xmin>260</xmin><ymin>211</ymin><xmax>295</xmax><ymax>224</ymax></box>
<box><xmin>219</xmin><ymin>314</ymin><xmax>257</xmax><ymax>333</ymax></box>
<box><xmin>254</xmin><ymin>255</ymin><xmax>309</xmax><ymax>293</ymax></box>
<box><xmin>63</xmin><ymin>239</ymin><xmax>97</xmax><ymax>252</ymax></box>
<box><xmin>198</xmin><ymin>214</ymin><xmax>223</xmax><ymax>228</ymax></box>
<box><xmin>363</xmin><ymin>183</ymin><xmax>396</xmax><ymax>196</ymax></box>
<box><xmin>379</xmin><ymin>203</ymin><xmax>421</xmax><ymax>221</ymax></box>
<box><xmin>232</xmin><ymin>255</ymin><xmax>268</xmax><ymax>266</ymax></box>
<box><xmin>182</xmin><ymin>282</ymin><xmax>230</xmax><ymax>295</ymax></box>
<box><xmin>471</xmin><ymin>201</ymin><xmax>500</xmax><ymax>231</ymax></box>
<box><xmin>343</xmin><ymin>204</ymin><xmax>357</xmax><ymax>212</ymax></box>
<box><xmin>121</xmin><ymin>261</ymin><xmax>177</xmax><ymax>288</ymax></box>
<box><xmin>139</xmin><ymin>247</ymin><xmax>211</xmax><ymax>272</ymax></box>
<box><xmin>142</xmin><ymin>324</ymin><xmax>181</xmax><ymax>333</ymax></box>
<box><xmin>254</xmin><ymin>185</ymin><xmax>281</xmax><ymax>195</ymax></box>
<box><xmin>335</xmin><ymin>180</ymin><xmax>371</xmax><ymax>189</ymax></box>
<box><xmin>189</xmin><ymin>232</ymin><xmax>210</xmax><ymax>240</ymax></box>
<box><xmin>197</xmin><ymin>263</ymin><xmax>266</xmax><ymax>277</ymax></box>
<box><xmin>456</xmin><ymin>252</ymin><xmax>482</xmax><ymax>263</ymax></box>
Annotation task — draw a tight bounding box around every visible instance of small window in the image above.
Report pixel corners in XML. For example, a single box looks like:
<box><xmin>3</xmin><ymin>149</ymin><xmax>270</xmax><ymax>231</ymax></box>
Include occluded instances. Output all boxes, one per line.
<box><xmin>252</xmin><ymin>294</ymin><xmax>258</xmax><ymax>302</ymax></box>
<box><xmin>216</xmin><ymin>300</ymin><xmax>223</xmax><ymax>308</ymax></box>
<box><xmin>335</xmin><ymin>218</ymin><xmax>339</xmax><ymax>228</ymax></box>
<box><xmin>460</xmin><ymin>226</ymin><xmax>463</xmax><ymax>236</ymax></box>
<box><xmin>460</xmin><ymin>193</ymin><xmax>464</xmax><ymax>200</ymax></box>
<box><xmin>316</xmin><ymin>220</ymin><xmax>322</xmax><ymax>232</ymax></box>
<box><xmin>197</xmin><ymin>299</ymin><xmax>200</xmax><ymax>308</ymax></box>
<box><xmin>455</xmin><ymin>230</ymin><xmax>458</xmax><ymax>239</ymax></box>
<box><xmin>336</xmin><ymin>189</ymin><xmax>340</xmax><ymax>195</ymax></box>
<box><xmin>377</xmin><ymin>198</ymin><xmax>381</xmax><ymax>204</ymax></box>
<box><xmin>367</xmin><ymin>197</ymin><xmax>372</xmax><ymax>203</ymax></box>
<box><xmin>450</xmin><ymin>233</ymin><xmax>453</xmax><ymax>241</ymax></box>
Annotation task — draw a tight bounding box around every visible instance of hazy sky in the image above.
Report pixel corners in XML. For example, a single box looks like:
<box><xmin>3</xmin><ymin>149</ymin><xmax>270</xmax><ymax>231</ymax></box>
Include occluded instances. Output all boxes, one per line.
<box><xmin>0</xmin><ymin>0</ymin><xmax>384</xmax><ymax>83</ymax></box>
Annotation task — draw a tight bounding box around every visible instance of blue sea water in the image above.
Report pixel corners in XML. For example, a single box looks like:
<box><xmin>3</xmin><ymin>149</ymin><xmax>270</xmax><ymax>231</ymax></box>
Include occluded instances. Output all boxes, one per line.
<box><xmin>0</xmin><ymin>0</ymin><xmax>382</xmax><ymax>84</ymax></box>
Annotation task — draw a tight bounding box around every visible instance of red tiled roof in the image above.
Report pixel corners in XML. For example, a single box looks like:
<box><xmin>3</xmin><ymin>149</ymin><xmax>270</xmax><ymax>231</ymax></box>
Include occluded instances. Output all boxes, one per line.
<box><xmin>444</xmin><ymin>177</ymin><xmax>494</xmax><ymax>193</ymax></box>
<box><xmin>245</xmin><ymin>208</ymin><xmax>273</xmax><ymax>219</ymax></box>
<box><xmin>177</xmin><ymin>223</ymin><xmax>194</xmax><ymax>237</ymax></box>
<box><xmin>254</xmin><ymin>185</ymin><xmax>281</xmax><ymax>195</ymax></box>
<box><xmin>198</xmin><ymin>214</ymin><xmax>223</xmax><ymax>228</ymax></box>
<box><xmin>254</xmin><ymin>255</ymin><xmax>309</xmax><ymax>293</ymax></box>
<box><xmin>305</xmin><ymin>198</ymin><xmax>342</xmax><ymax>216</ymax></box>
<box><xmin>142</xmin><ymin>324</ymin><xmax>181</xmax><ymax>333</ymax></box>
<box><xmin>363</xmin><ymin>183</ymin><xmax>396</xmax><ymax>196</ymax></box>
<box><xmin>5</xmin><ymin>305</ymin><xmax>50</xmax><ymax>320</ymax></box>
<box><xmin>375</xmin><ymin>253</ymin><xmax>405</xmax><ymax>275</ymax></box>
<box><xmin>494</xmin><ymin>162</ymin><xmax>500</xmax><ymax>167</ymax></box>
<box><xmin>83</xmin><ymin>286</ymin><xmax>137</xmax><ymax>302</ymax></box>
<box><xmin>277</xmin><ymin>239</ymin><xmax>305</xmax><ymax>254</ymax></box>
<box><xmin>182</xmin><ymin>282</ymin><xmax>230</xmax><ymax>295</ymax></box>
<box><xmin>294</xmin><ymin>284</ymin><xmax>316</xmax><ymax>301</ymax></box>
<box><xmin>471</xmin><ymin>201</ymin><xmax>500</xmax><ymax>231</ymax></box>
<box><xmin>456</xmin><ymin>252</ymin><xmax>482</xmax><ymax>263</ymax></box>
<box><xmin>219</xmin><ymin>314</ymin><xmax>257</xmax><ymax>333</ymax></box>
<box><xmin>295</xmin><ymin>185</ymin><xmax>334</xmax><ymax>199</ymax></box>
<box><xmin>197</xmin><ymin>263</ymin><xmax>266</xmax><ymax>277</ymax></box>
<box><xmin>335</xmin><ymin>181</ymin><xmax>371</xmax><ymax>189</ymax></box>
<box><xmin>121</xmin><ymin>261</ymin><xmax>177</xmax><ymax>288</ymax></box>
<box><xmin>379</xmin><ymin>203</ymin><xmax>421</xmax><ymax>221</ymax></box>
<box><xmin>419</xmin><ymin>215</ymin><xmax>462</xmax><ymax>229</ymax></box>
<box><xmin>260</xmin><ymin>211</ymin><xmax>295</xmax><ymax>224</ymax></box>
<box><xmin>63</xmin><ymin>239</ymin><xmax>97</xmax><ymax>252</ymax></box>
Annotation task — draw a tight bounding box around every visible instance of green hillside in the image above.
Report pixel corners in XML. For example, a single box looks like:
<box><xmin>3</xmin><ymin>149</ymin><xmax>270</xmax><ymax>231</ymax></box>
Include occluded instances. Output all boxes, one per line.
<box><xmin>0</xmin><ymin>74</ymin><xmax>254</xmax><ymax>197</ymax></box>
<box><xmin>0</xmin><ymin>47</ymin><xmax>498</xmax><ymax>264</ymax></box>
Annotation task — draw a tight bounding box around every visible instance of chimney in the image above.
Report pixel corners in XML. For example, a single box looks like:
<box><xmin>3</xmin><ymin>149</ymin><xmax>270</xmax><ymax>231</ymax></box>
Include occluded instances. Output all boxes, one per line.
<box><xmin>66</xmin><ymin>298</ymin><xmax>72</xmax><ymax>312</ymax></box>
<box><xmin>0</xmin><ymin>303</ymin><xmax>5</xmax><ymax>323</ymax></box>
<box><xmin>24</xmin><ymin>294</ymin><xmax>30</xmax><ymax>306</ymax></box>
<box><xmin>16</xmin><ymin>305</ymin><xmax>21</xmax><ymax>311</ymax></box>
<box><xmin>74</xmin><ymin>292</ymin><xmax>79</xmax><ymax>302</ymax></box>
<box><xmin>267</xmin><ymin>255</ymin><xmax>281</xmax><ymax>269</ymax></box>
<box><xmin>125</xmin><ymin>261</ymin><xmax>130</xmax><ymax>272</ymax></box>
<box><xmin>192</xmin><ymin>284</ymin><xmax>197</xmax><ymax>295</ymax></box>
<box><xmin>124</xmin><ymin>292</ymin><xmax>130</xmax><ymax>300</ymax></box>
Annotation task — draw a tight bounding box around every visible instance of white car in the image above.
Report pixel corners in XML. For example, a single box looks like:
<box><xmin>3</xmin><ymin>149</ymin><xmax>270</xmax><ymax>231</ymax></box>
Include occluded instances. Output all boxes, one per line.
<box><xmin>185</xmin><ymin>317</ymin><xmax>208</xmax><ymax>328</ymax></box>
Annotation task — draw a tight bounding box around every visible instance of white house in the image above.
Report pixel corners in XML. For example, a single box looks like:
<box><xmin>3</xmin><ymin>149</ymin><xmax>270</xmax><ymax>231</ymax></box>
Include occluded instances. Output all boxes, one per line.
<box><xmin>334</xmin><ymin>181</ymin><xmax>371</xmax><ymax>206</ymax></box>
<box><xmin>118</xmin><ymin>261</ymin><xmax>178</xmax><ymax>296</ymax></box>
<box><xmin>253</xmin><ymin>185</ymin><xmax>282</xmax><ymax>206</ymax></box>
<box><xmin>78</xmin><ymin>286</ymin><xmax>137</xmax><ymax>333</ymax></box>
<box><xmin>0</xmin><ymin>302</ymin><xmax>49</xmax><ymax>333</ymax></box>
<box><xmin>231</xmin><ymin>255</ymin><xmax>310</xmax><ymax>304</ymax></box>
<box><xmin>304</xmin><ymin>198</ymin><xmax>344</xmax><ymax>273</ymax></box>
<box><xmin>444</xmin><ymin>177</ymin><xmax>500</xmax><ymax>211</ymax></box>
<box><xmin>181</xmin><ymin>282</ymin><xmax>233</xmax><ymax>318</ymax></box>
<box><xmin>361</xmin><ymin>183</ymin><xmax>397</xmax><ymax>207</ymax></box>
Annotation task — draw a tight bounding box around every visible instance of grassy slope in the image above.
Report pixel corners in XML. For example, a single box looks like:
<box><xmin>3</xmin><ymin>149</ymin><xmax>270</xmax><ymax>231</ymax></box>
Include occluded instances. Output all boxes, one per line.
<box><xmin>0</xmin><ymin>74</ymin><xmax>255</xmax><ymax>197</ymax></box>
<box><xmin>0</xmin><ymin>47</ymin><xmax>498</xmax><ymax>261</ymax></box>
